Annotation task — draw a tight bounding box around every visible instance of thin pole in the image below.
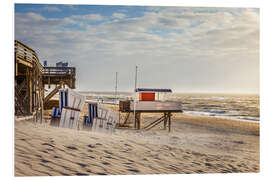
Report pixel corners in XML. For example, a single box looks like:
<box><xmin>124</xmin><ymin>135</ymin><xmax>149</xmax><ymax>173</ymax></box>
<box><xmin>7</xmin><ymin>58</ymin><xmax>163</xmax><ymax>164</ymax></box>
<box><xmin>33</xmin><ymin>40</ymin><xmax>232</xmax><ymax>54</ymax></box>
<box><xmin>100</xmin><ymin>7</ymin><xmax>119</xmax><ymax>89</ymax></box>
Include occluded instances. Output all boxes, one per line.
<box><xmin>134</xmin><ymin>66</ymin><xmax>138</xmax><ymax>129</ymax></box>
<box><xmin>115</xmin><ymin>72</ymin><xmax>118</xmax><ymax>104</ymax></box>
<box><xmin>135</xmin><ymin>66</ymin><xmax>138</xmax><ymax>91</ymax></box>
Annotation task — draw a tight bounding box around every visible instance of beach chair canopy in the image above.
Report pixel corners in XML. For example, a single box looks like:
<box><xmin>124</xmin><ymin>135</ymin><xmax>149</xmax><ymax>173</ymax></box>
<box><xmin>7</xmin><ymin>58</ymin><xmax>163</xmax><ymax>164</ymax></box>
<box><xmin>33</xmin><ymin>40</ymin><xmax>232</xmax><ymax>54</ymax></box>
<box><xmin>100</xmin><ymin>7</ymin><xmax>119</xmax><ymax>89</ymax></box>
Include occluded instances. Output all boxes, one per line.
<box><xmin>135</xmin><ymin>88</ymin><xmax>172</xmax><ymax>93</ymax></box>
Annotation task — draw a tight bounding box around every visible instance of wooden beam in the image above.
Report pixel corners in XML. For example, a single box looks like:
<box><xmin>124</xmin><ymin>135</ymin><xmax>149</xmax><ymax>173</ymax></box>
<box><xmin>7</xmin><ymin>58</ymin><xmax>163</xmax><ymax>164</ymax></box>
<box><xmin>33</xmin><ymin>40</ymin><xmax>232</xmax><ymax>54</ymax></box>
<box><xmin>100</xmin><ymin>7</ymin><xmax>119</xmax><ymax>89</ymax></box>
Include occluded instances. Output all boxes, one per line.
<box><xmin>17</xmin><ymin>58</ymin><xmax>33</xmax><ymax>68</ymax></box>
<box><xmin>44</xmin><ymin>82</ymin><xmax>63</xmax><ymax>104</ymax></box>
<box><xmin>164</xmin><ymin>112</ymin><xmax>168</xmax><ymax>130</ymax></box>
<box><xmin>143</xmin><ymin>115</ymin><xmax>165</xmax><ymax>130</ymax></box>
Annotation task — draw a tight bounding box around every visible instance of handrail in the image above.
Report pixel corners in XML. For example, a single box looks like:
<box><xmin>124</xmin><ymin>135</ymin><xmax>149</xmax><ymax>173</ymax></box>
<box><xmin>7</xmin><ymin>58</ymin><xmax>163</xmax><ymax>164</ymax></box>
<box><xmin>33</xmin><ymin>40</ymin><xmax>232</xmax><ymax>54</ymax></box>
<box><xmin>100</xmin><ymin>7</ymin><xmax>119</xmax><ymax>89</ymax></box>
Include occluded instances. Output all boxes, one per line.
<box><xmin>15</xmin><ymin>40</ymin><xmax>44</xmax><ymax>72</ymax></box>
<box><xmin>43</xmin><ymin>67</ymin><xmax>75</xmax><ymax>76</ymax></box>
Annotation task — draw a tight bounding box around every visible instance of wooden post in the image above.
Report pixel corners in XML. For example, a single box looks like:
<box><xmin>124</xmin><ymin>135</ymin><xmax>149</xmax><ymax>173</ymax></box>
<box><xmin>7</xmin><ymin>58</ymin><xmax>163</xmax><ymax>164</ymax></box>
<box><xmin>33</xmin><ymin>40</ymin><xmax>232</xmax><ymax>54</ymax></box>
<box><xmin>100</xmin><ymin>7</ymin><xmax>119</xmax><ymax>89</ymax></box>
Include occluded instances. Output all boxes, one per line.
<box><xmin>29</xmin><ymin>69</ymin><xmax>33</xmax><ymax>113</ymax></box>
<box><xmin>136</xmin><ymin>112</ymin><xmax>141</xmax><ymax>129</ymax></box>
<box><xmin>118</xmin><ymin>110</ymin><xmax>121</xmax><ymax>126</ymax></box>
<box><xmin>168</xmin><ymin>112</ymin><xmax>171</xmax><ymax>132</ymax></box>
<box><xmin>164</xmin><ymin>112</ymin><xmax>168</xmax><ymax>130</ymax></box>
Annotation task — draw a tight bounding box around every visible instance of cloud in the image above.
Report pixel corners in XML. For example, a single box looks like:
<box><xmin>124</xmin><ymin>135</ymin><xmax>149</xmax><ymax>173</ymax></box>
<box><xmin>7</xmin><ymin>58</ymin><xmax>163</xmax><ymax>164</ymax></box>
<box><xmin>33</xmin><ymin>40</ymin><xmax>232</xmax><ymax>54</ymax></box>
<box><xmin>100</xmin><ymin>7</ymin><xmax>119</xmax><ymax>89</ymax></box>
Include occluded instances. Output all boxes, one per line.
<box><xmin>43</xmin><ymin>6</ymin><xmax>61</xmax><ymax>12</ymax></box>
<box><xmin>71</xmin><ymin>14</ymin><xmax>104</xmax><ymax>21</ymax></box>
<box><xmin>14</xmin><ymin>7</ymin><xmax>259</xmax><ymax>92</ymax></box>
<box><xmin>112</xmin><ymin>13</ymin><xmax>126</xmax><ymax>19</ymax></box>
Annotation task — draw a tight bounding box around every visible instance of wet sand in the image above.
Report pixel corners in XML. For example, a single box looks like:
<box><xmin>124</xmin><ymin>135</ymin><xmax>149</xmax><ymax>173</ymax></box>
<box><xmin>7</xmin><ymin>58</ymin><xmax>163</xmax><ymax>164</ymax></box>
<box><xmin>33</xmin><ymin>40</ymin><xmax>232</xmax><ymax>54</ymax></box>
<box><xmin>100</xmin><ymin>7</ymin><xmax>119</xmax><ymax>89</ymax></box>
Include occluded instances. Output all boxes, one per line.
<box><xmin>14</xmin><ymin>103</ymin><xmax>259</xmax><ymax>176</ymax></box>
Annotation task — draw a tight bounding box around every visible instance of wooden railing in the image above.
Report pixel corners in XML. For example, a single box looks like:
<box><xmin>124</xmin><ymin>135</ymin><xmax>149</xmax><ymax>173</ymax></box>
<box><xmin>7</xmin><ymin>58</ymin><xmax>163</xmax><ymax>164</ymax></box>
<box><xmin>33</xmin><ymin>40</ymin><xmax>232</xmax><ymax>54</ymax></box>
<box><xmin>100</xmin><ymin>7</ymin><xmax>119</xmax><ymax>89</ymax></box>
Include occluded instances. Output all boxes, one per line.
<box><xmin>14</xmin><ymin>40</ymin><xmax>43</xmax><ymax>72</ymax></box>
<box><xmin>43</xmin><ymin>66</ymin><xmax>76</xmax><ymax>77</ymax></box>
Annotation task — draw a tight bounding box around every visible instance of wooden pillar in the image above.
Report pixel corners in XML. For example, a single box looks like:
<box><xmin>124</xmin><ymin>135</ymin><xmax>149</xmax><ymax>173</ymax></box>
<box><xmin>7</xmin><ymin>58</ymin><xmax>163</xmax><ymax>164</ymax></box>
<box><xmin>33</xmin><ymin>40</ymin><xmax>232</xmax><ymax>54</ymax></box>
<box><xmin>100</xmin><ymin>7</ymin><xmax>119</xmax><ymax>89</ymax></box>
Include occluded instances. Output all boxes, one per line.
<box><xmin>168</xmin><ymin>112</ymin><xmax>171</xmax><ymax>132</ymax></box>
<box><xmin>48</xmin><ymin>77</ymin><xmax>50</xmax><ymax>89</ymax></box>
<box><xmin>39</xmin><ymin>74</ymin><xmax>44</xmax><ymax>123</ymax></box>
<box><xmin>15</xmin><ymin>61</ymin><xmax>18</xmax><ymax>76</ymax></box>
<box><xmin>118</xmin><ymin>110</ymin><xmax>121</xmax><ymax>126</ymax></box>
<box><xmin>29</xmin><ymin>69</ymin><xmax>33</xmax><ymax>113</ymax></box>
<box><xmin>137</xmin><ymin>112</ymin><xmax>141</xmax><ymax>129</ymax></box>
<box><xmin>135</xmin><ymin>112</ymin><xmax>141</xmax><ymax>129</ymax></box>
<box><xmin>164</xmin><ymin>112</ymin><xmax>168</xmax><ymax>130</ymax></box>
<box><xmin>26</xmin><ymin>68</ymin><xmax>30</xmax><ymax>114</ymax></box>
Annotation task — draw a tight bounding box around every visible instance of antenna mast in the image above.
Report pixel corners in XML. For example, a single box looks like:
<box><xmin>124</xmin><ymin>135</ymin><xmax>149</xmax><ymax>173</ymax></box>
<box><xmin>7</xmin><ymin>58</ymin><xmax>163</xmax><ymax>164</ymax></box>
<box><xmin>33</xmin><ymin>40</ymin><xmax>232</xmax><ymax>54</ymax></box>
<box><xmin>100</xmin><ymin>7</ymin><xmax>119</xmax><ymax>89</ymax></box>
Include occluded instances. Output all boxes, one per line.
<box><xmin>115</xmin><ymin>72</ymin><xmax>118</xmax><ymax>104</ymax></box>
<box><xmin>134</xmin><ymin>66</ymin><xmax>138</xmax><ymax>128</ymax></box>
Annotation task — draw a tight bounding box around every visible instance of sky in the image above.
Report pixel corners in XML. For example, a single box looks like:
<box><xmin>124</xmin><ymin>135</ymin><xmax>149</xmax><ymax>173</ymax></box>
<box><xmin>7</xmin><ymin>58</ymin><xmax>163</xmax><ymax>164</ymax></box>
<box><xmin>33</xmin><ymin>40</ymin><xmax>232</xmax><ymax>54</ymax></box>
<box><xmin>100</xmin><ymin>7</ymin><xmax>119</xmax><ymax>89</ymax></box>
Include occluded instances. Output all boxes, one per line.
<box><xmin>14</xmin><ymin>4</ymin><xmax>260</xmax><ymax>94</ymax></box>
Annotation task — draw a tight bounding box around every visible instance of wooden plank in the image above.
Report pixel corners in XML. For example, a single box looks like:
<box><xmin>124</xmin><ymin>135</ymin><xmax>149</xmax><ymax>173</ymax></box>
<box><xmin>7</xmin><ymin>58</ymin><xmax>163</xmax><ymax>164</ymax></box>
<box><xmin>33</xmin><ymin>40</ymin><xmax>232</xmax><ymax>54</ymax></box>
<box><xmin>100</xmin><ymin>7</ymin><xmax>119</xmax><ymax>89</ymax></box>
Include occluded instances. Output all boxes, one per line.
<box><xmin>130</xmin><ymin>101</ymin><xmax>182</xmax><ymax>112</ymax></box>
<box><xmin>164</xmin><ymin>112</ymin><xmax>168</xmax><ymax>130</ymax></box>
<box><xmin>44</xmin><ymin>83</ymin><xmax>63</xmax><ymax>104</ymax></box>
<box><xmin>17</xmin><ymin>58</ymin><xmax>33</xmax><ymax>68</ymax></box>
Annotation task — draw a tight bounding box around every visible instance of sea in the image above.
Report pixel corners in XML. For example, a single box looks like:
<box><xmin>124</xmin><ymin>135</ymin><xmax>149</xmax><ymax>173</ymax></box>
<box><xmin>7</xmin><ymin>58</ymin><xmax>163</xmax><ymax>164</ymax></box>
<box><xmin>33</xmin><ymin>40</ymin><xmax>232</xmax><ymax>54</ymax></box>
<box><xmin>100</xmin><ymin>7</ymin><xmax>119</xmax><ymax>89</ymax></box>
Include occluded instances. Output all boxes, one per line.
<box><xmin>78</xmin><ymin>91</ymin><xmax>260</xmax><ymax>122</ymax></box>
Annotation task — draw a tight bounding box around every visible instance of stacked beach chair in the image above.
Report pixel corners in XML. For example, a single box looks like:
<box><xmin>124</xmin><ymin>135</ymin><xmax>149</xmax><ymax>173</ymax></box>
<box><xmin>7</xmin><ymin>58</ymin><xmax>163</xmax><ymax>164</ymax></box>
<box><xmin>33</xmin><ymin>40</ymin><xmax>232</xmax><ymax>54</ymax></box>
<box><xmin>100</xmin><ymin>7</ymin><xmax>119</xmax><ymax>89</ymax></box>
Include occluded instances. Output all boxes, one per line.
<box><xmin>59</xmin><ymin>88</ymin><xmax>85</xmax><ymax>129</ymax></box>
<box><xmin>83</xmin><ymin>103</ymin><xmax>117</xmax><ymax>134</ymax></box>
<box><xmin>50</xmin><ymin>88</ymin><xmax>85</xmax><ymax>129</ymax></box>
<box><xmin>50</xmin><ymin>88</ymin><xmax>117</xmax><ymax>134</ymax></box>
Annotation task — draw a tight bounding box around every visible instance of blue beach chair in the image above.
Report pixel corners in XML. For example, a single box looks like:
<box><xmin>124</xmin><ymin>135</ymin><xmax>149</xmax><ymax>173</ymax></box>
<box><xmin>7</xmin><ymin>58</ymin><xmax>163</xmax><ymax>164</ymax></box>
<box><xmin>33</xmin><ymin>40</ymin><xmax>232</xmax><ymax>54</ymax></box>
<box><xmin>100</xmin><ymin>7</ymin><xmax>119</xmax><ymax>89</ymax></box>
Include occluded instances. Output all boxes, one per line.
<box><xmin>84</xmin><ymin>103</ymin><xmax>98</xmax><ymax>126</ymax></box>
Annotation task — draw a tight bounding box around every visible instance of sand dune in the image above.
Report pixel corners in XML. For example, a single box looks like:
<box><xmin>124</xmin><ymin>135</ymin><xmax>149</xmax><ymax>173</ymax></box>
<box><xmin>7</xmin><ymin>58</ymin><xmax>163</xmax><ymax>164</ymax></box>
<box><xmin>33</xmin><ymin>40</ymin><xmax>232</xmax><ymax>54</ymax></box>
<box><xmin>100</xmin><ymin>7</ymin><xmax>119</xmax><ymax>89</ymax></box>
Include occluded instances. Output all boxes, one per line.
<box><xmin>14</xmin><ymin>104</ymin><xmax>259</xmax><ymax>176</ymax></box>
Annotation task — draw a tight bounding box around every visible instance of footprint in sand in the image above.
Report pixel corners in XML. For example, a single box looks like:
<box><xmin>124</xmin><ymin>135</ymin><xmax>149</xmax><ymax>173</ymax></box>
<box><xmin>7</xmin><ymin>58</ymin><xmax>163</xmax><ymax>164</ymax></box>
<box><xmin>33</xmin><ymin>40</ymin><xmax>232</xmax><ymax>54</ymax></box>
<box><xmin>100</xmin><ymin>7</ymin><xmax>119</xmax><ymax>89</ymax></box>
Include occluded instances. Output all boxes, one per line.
<box><xmin>102</xmin><ymin>162</ymin><xmax>110</xmax><ymax>166</ymax></box>
<box><xmin>87</xmin><ymin>144</ymin><xmax>96</xmax><ymax>148</ymax></box>
<box><xmin>126</xmin><ymin>168</ymin><xmax>140</xmax><ymax>173</ymax></box>
<box><xmin>40</xmin><ymin>150</ymin><xmax>49</xmax><ymax>154</ymax></box>
<box><xmin>41</xmin><ymin>143</ymin><xmax>54</xmax><ymax>148</ymax></box>
<box><xmin>65</xmin><ymin>146</ymin><xmax>78</xmax><ymax>150</ymax></box>
<box><xmin>183</xmin><ymin>155</ymin><xmax>191</xmax><ymax>160</ymax></box>
<box><xmin>77</xmin><ymin>163</ymin><xmax>87</xmax><ymax>168</ymax></box>
<box><xmin>40</xmin><ymin>159</ymin><xmax>50</xmax><ymax>163</ymax></box>
<box><xmin>104</xmin><ymin>150</ymin><xmax>113</xmax><ymax>155</ymax></box>
<box><xmin>123</xmin><ymin>162</ymin><xmax>133</xmax><ymax>165</ymax></box>
<box><xmin>205</xmin><ymin>162</ymin><xmax>212</xmax><ymax>167</ymax></box>
<box><xmin>105</xmin><ymin>156</ymin><xmax>117</xmax><ymax>160</ymax></box>
<box><xmin>196</xmin><ymin>170</ymin><xmax>204</xmax><ymax>173</ymax></box>
<box><xmin>88</xmin><ymin>155</ymin><xmax>95</xmax><ymax>159</ymax></box>
<box><xmin>233</xmin><ymin>140</ymin><xmax>245</xmax><ymax>144</ymax></box>
<box><xmin>192</xmin><ymin>162</ymin><xmax>201</xmax><ymax>166</ymax></box>
<box><xmin>76</xmin><ymin>173</ymin><xmax>88</xmax><ymax>176</ymax></box>
<box><xmin>96</xmin><ymin>173</ymin><xmax>107</xmax><ymax>175</ymax></box>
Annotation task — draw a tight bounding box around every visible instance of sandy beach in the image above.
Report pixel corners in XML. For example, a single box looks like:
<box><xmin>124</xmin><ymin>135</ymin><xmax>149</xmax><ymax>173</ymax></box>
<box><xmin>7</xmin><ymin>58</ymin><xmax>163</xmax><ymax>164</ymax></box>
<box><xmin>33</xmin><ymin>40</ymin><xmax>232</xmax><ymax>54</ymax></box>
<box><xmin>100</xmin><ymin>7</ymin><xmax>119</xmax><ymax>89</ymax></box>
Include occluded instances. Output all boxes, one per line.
<box><xmin>14</xmin><ymin>103</ymin><xmax>259</xmax><ymax>176</ymax></box>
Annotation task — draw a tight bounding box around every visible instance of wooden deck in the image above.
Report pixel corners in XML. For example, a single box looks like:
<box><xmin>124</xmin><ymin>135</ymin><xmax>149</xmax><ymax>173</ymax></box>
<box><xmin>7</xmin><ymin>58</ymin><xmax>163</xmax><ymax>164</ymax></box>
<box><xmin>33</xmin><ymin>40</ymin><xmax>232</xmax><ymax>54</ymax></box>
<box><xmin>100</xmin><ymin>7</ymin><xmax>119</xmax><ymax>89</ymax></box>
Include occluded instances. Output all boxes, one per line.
<box><xmin>15</xmin><ymin>40</ymin><xmax>76</xmax><ymax>122</ymax></box>
<box><xmin>43</xmin><ymin>66</ymin><xmax>76</xmax><ymax>88</ymax></box>
<box><xmin>119</xmin><ymin>100</ymin><xmax>183</xmax><ymax>132</ymax></box>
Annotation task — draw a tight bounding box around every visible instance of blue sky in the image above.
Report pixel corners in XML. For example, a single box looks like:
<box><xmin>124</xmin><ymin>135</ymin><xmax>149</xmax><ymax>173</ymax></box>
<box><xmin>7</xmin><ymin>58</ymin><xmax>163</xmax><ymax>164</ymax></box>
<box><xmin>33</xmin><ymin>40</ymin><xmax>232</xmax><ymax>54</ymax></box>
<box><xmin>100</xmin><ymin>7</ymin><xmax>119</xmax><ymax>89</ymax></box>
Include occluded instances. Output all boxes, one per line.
<box><xmin>15</xmin><ymin>4</ymin><xmax>259</xmax><ymax>93</ymax></box>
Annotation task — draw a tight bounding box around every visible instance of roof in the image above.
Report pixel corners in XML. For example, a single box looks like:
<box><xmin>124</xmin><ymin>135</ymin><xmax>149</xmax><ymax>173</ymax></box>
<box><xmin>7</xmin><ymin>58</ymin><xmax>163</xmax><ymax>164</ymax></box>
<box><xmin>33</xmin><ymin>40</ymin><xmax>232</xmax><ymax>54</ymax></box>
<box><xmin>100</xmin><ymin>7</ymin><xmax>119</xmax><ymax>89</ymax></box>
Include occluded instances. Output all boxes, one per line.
<box><xmin>135</xmin><ymin>88</ymin><xmax>172</xmax><ymax>93</ymax></box>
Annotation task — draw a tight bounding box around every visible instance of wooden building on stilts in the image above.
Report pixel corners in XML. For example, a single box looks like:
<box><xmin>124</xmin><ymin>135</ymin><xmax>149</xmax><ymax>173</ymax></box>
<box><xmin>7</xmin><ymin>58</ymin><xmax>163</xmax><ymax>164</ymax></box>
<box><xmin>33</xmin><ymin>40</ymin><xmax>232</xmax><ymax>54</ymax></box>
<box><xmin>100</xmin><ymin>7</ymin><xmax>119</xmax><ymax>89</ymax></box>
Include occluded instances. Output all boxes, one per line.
<box><xmin>14</xmin><ymin>40</ymin><xmax>76</xmax><ymax>122</ymax></box>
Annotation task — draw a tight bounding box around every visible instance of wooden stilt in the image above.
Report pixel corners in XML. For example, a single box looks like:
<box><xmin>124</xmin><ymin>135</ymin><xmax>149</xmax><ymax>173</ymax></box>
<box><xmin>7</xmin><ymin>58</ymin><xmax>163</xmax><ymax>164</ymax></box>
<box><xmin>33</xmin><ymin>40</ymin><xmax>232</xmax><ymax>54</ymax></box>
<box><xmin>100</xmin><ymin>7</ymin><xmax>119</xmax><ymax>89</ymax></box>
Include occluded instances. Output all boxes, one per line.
<box><xmin>164</xmin><ymin>112</ymin><xmax>168</xmax><ymax>130</ymax></box>
<box><xmin>168</xmin><ymin>112</ymin><xmax>171</xmax><ymax>132</ymax></box>
<box><xmin>136</xmin><ymin>112</ymin><xmax>141</xmax><ymax>129</ymax></box>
